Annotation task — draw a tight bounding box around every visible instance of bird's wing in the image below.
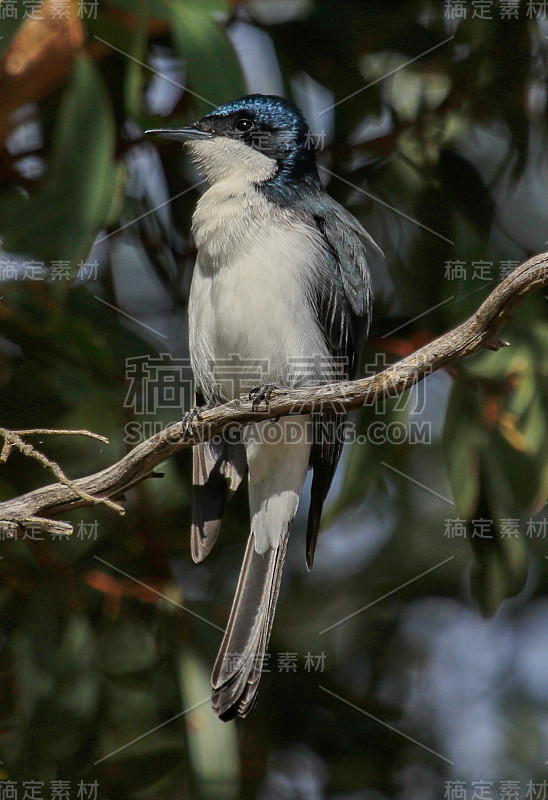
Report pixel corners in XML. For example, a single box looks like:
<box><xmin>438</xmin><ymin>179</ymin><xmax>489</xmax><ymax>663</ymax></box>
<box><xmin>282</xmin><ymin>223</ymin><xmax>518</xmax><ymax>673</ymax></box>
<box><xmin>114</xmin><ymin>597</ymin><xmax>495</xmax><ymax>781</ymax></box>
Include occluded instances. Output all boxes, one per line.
<box><xmin>309</xmin><ymin>197</ymin><xmax>379</xmax><ymax>370</ymax></box>
<box><xmin>303</xmin><ymin>197</ymin><xmax>380</xmax><ymax>568</ymax></box>
<box><xmin>191</xmin><ymin>440</ymin><xmax>247</xmax><ymax>562</ymax></box>
<box><xmin>191</xmin><ymin>391</ymin><xmax>247</xmax><ymax>563</ymax></box>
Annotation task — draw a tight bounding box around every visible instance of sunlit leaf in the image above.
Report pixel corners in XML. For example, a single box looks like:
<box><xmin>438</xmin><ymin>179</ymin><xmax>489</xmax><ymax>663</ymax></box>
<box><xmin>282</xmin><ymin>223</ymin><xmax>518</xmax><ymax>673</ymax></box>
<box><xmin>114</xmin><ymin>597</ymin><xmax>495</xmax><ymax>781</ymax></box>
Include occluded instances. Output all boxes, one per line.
<box><xmin>177</xmin><ymin>647</ymin><xmax>240</xmax><ymax>800</ymax></box>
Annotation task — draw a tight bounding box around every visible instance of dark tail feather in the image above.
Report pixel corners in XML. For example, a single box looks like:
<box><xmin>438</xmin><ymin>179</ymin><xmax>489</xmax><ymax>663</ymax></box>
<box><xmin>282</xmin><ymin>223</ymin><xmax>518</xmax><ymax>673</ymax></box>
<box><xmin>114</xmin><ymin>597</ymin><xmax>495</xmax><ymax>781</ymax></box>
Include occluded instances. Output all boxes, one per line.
<box><xmin>211</xmin><ymin>533</ymin><xmax>289</xmax><ymax>720</ymax></box>
<box><xmin>191</xmin><ymin>440</ymin><xmax>247</xmax><ymax>563</ymax></box>
<box><xmin>306</xmin><ymin>411</ymin><xmax>346</xmax><ymax>570</ymax></box>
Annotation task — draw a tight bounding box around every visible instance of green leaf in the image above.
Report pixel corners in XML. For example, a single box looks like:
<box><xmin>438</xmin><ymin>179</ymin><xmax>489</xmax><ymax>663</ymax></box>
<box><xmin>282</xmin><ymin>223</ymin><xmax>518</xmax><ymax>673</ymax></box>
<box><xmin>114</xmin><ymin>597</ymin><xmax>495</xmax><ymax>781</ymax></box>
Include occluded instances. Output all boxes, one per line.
<box><xmin>162</xmin><ymin>0</ymin><xmax>246</xmax><ymax>115</ymax></box>
<box><xmin>470</xmin><ymin>526</ymin><xmax>529</xmax><ymax>617</ymax></box>
<box><xmin>442</xmin><ymin>377</ymin><xmax>481</xmax><ymax>518</ymax></box>
<box><xmin>464</xmin><ymin>344</ymin><xmax>530</xmax><ymax>381</ymax></box>
<box><xmin>508</xmin><ymin>373</ymin><xmax>535</xmax><ymax>419</ymax></box>
<box><xmin>124</xmin><ymin>0</ymin><xmax>150</xmax><ymax>120</ymax></box>
<box><xmin>484</xmin><ymin>425</ymin><xmax>540</xmax><ymax>512</ymax></box>
<box><xmin>520</xmin><ymin>392</ymin><xmax>546</xmax><ymax>457</ymax></box>
<box><xmin>443</xmin><ymin>376</ymin><xmax>532</xmax><ymax>616</ymax></box>
<box><xmin>0</xmin><ymin>54</ymin><xmax>117</xmax><ymax>266</ymax></box>
<box><xmin>530</xmin><ymin>320</ymin><xmax>548</xmax><ymax>373</ymax></box>
<box><xmin>468</xmin><ymin>475</ymin><xmax>530</xmax><ymax>617</ymax></box>
<box><xmin>177</xmin><ymin>647</ymin><xmax>240</xmax><ymax>800</ymax></box>
<box><xmin>104</xmin><ymin>162</ymin><xmax>128</xmax><ymax>226</ymax></box>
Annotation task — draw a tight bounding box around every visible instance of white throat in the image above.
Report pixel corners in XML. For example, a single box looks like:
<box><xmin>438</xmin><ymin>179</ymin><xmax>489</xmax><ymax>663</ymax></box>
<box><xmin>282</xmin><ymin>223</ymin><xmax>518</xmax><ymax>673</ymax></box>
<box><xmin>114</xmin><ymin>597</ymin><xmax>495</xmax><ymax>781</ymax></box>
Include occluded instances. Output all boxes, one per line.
<box><xmin>186</xmin><ymin>137</ymin><xmax>278</xmax><ymax>185</ymax></box>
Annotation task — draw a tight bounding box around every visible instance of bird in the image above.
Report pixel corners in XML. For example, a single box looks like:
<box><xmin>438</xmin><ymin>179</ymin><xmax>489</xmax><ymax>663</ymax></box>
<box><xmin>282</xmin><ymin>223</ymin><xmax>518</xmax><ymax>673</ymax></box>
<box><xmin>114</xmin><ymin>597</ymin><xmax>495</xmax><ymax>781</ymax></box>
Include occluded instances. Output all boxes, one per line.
<box><xmin>146</xmin><ymin>94</ymin><xmax>381</xmax><ymax>720</ymax></box>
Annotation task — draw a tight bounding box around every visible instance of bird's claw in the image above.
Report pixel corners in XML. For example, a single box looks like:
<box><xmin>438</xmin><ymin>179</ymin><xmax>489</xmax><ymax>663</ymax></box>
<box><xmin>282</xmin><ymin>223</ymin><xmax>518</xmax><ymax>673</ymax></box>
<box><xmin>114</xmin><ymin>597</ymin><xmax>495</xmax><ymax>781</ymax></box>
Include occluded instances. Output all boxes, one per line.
<box><xmin>181</xmin><ymin>406</ymin><xmax>203</xmax><ymax>435</ymax></box>
<box><xmin>249</xmin><ymin>384</ymin><xmax>276</xmax><ymax>412</ymax></box>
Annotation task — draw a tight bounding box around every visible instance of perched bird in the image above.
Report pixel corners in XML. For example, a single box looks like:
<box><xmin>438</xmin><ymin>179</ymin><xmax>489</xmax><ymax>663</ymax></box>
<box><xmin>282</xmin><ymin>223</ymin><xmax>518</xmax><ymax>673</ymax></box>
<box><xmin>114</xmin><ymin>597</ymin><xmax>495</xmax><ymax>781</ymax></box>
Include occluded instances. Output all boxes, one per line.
<box><xmin>146</xmin><ymin>95</ymin><xmax>381</xmax><ymax>720</ymax></box>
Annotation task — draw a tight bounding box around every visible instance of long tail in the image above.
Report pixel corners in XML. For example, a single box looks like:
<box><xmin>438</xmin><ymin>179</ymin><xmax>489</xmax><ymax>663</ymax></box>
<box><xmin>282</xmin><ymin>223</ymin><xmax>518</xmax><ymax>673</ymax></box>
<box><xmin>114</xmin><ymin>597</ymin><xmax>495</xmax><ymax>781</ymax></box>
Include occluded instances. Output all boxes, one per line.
<box><xmin>211</xmin><ymin>532</ymin><xmax>289</xmax><ymax>720</ymax></box>
<box><xmin>211</xmin><ymin>417</ymin><xmax>310</xmax><ymax>719</ymax></box>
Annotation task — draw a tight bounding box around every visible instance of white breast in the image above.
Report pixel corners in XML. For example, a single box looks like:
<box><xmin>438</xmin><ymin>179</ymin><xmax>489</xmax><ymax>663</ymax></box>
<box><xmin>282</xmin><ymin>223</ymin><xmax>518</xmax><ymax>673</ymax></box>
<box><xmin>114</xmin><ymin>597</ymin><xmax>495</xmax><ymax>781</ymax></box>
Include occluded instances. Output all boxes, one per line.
<box><xmin>188</xmin><ymin>179</ymin><xmax>334</xmax><ymax>402</ymax></box>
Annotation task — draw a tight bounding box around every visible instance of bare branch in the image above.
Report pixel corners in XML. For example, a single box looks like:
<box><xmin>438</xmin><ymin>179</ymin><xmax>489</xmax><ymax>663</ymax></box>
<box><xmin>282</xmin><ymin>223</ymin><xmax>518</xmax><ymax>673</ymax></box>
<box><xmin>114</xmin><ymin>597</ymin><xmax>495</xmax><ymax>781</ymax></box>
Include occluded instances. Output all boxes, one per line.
<box><xmin>0</xmin><ymin>427</ymin><xmax>123</xmax><ymax>515</ymax></box>
<box><xmin>0</xmin><ymin>251</ymin><xmax>547</xmax><ymax>532</ymax></box>
<box><xmin>11</xmin><ymin>429</ymin><xmax>110</xmax><ymax>443</ymax></box>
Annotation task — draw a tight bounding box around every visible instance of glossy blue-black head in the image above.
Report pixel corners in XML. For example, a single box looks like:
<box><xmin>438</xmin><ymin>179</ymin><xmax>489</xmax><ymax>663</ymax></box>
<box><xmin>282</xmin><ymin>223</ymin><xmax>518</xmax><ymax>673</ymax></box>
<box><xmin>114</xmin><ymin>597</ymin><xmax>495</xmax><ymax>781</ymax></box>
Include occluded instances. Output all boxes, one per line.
<box><xmin>146</xmin><ymin>94</ymin><xmax>322</xmax><ymax>204</ymax></box>
<box><xmin>197</xmin><ymin>95</ymin><xmax>310</xmax><ymax>159</ymax></box>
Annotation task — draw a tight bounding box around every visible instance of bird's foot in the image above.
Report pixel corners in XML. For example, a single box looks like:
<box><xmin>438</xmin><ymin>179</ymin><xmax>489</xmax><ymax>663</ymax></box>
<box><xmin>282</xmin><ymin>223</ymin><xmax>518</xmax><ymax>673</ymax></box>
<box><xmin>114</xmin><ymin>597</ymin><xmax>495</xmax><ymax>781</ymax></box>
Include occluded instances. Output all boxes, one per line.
<box><xmin>249</xmin><ymin>384</ymin><xmax>277</xmax><ymax>412</ymax></box>
<box><xmin>181</xmin><ymin>406</ymin><xmax>204</xmax><ymax>435</ymax></box>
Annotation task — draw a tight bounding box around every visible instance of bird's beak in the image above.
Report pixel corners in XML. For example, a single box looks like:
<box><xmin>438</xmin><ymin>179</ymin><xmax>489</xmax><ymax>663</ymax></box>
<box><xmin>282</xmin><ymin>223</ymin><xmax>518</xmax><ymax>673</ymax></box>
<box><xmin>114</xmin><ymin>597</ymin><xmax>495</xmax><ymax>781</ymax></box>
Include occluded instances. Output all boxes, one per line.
<box><xmin>145</xmin><ymin>127</ymin><xmax>212</xmax><ymax>142</ymax></box>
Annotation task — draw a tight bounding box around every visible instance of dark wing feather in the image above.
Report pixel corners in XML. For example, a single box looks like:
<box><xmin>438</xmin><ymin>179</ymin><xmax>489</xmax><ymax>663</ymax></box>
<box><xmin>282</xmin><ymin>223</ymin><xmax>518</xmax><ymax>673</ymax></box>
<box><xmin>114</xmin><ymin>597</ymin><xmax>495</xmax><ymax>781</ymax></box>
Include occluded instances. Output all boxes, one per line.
<box><xmin>306</xmin><ymin>410</ymin><xmax>343</xmax><ymax>568</ymax></box>
<box><xmin>191</xmin><ymin>438</ymin><xmax>247</xmax><ymax>562</ymax></box>
<box><xmin>304</xmin><ymin>198</ymin><xmax>380</xmax><ymax>568</ymax></box>
<box><xmin>191</xmin><ymin>391</ymin><xmax>247</xmax><ymax>562</ymax></box>
<box><xmin>312</xmin><ymin>200</ymin><xmax>380</xmax><ymax>357</ymax></box>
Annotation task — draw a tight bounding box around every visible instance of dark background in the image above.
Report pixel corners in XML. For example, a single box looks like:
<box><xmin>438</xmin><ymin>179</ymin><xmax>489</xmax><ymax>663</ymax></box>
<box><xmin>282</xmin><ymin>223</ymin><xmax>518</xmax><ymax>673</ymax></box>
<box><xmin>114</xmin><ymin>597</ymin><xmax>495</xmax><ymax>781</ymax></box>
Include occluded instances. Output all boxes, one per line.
<box><xmin>1</xmin><ymin>1</ymin><xmax>548</xmax><ymax>797</ymax></box>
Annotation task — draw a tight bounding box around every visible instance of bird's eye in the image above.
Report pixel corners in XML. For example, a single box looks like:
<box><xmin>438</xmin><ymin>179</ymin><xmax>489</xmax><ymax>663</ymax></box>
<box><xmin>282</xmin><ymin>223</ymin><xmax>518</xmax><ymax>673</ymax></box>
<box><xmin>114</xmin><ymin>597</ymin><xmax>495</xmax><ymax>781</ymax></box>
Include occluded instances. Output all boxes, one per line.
<box><xmin>235</xmin><ymin>117</ymin><xmax>254</xmax><ymax>132</ymax></box>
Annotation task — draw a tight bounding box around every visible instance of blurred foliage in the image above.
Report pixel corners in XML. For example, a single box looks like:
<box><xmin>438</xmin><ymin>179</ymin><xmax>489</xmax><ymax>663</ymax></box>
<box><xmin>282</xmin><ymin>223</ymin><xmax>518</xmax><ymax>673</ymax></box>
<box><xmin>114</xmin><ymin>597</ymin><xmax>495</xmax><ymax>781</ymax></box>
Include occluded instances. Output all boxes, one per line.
<box><xmin>0</xmin><ymin>0</ymin><xmax>548</xmax><ymax>797</ymax></box>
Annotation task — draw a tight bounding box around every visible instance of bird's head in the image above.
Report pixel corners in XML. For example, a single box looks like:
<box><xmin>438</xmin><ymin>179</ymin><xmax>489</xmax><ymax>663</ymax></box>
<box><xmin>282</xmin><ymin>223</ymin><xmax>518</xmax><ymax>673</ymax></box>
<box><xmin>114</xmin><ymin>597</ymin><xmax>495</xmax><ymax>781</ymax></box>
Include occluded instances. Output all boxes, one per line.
<box><xmin>146</xmin><ymin>94</ymin><xmax>322</xmax><ymax>202</ymax></box>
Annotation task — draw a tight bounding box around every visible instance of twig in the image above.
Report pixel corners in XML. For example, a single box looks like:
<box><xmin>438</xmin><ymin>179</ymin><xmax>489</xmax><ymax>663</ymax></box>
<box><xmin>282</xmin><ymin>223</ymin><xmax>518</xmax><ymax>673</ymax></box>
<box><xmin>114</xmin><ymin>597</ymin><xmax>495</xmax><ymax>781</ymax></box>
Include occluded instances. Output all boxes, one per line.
<box><xmin>0</xmin><ymin>427</ymin><xmax>122</xmax><ymax>522</ymax></box>
<box><xmin>0</xmin><ymin>251</ymin><xmax>546</xmax><ymax>533</ymax></box>
<box><xmin>11</xmin><ymin>428</ymin><xmax>110</xmax><ymax>443</ymax></box>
